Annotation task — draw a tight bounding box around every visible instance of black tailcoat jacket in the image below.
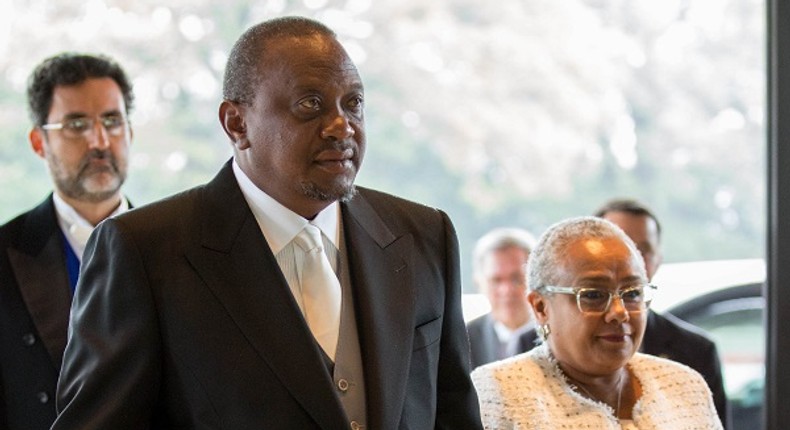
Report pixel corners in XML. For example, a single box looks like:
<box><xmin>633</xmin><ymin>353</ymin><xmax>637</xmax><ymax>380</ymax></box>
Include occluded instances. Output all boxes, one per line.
<box><xmin>0</xmin><ymin>196</ymin><xmax>71</xmax><ymax>430</ymax></box>
<box><xmin>466</xmin><ymin>313</ymin><xmax>537</xmax><ymax>369</ymax></box>
<box><xmin>641</xmin><ymin>310</ymin><xmax>730</xmax><ymax>428</ymax></box>
<box><xmin>52</xmin><ymin>161</ymin><xmax>482</xmax><ymax>429</ymax></box>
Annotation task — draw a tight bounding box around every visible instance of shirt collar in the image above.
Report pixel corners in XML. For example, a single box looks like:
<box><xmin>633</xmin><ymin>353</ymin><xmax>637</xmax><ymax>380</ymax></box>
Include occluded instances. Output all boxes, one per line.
<box><xmin>232</xmin><ymin>159</ymin><xmax>340</xmax><ymax>254</ymax></box>
<box><xmin>52</xmin><ymin>192</ymin><xmax>130</xmax><ymax>259</ymax></box>
<box><xmin>493</xmin><ymin>318</ymin><xmax>535</xmax><ymax>343</ymax></box>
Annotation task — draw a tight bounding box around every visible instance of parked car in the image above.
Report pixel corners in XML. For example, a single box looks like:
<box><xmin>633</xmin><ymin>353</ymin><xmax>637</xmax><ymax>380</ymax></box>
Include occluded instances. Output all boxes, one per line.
<box><xmin>652</xmin><ymin>259</ymin><xmax>764</xmax><ymax>430</ymax></box>
<box><xmin>666</xmin><ymin>282</ymin><xmax>764</xmax><ymax>430</ymax></box>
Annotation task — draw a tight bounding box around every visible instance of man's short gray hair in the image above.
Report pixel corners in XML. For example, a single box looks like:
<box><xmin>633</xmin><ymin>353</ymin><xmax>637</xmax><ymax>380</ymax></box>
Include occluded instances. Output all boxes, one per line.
<box><xmin>527</xmin><ymin>216</ymin><xmax>646</xmax><ymax>291</ymax></box>
<box><xmin>472</xmin><ymin>227</ymin><xmax>537</xmax><ymax>278</ymax></box>
<box><xmin>222</xmin><ymin>16</ymin><xmax>336</xmax><ymax>105</ymax></box>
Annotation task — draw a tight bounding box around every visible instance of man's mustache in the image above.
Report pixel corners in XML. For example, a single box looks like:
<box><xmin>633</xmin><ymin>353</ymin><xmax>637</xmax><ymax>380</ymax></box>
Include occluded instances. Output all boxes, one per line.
<box><xmin>79</xmin><ymin>150</ymin><xmax>117</xmax><ymax>173</ymax></box>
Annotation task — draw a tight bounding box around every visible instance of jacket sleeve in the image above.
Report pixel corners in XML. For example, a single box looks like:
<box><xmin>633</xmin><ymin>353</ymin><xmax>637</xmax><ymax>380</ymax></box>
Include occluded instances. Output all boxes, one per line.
<box><xmin>52</xmin><ymin>218</ymin><xmax>161</xmax><ymax>429</ymax></box>
<box><xmin>434</xmin><ymin>210</ymin><xmax>483</xmax><ymax>429</ymax></box>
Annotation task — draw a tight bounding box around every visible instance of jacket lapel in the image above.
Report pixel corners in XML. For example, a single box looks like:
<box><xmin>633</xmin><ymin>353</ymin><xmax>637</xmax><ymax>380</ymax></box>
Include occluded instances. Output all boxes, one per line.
<box><xmin>183</xmin><ymin>162</ymin><xmax>347</xmax><ymax>429</ymax></box>
<box><xmin>641</xmin><ymin>310</ymin><xmax>674</xmax><ymax>359</ymax></box>
<box><xmin>7</xmin><ymin>196</ymin><xmax>72</xmax><ymax>368</ymax></box>
<box><xmin>517</xmin><ymin>326</ymin><xmax>539</xmax><ymax>354</ymax></box>
<box><xmin>342</xmin><ymin>191</ymin><xmax>415</xmax><ymax>430</ymax></box>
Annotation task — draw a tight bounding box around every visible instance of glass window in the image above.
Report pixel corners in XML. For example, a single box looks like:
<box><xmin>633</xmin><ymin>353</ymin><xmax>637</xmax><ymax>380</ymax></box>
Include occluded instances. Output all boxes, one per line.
<box><xmin>0</xmin><ymin>3</ymin><xmax>766</xmax><ymax>426</ymax></box>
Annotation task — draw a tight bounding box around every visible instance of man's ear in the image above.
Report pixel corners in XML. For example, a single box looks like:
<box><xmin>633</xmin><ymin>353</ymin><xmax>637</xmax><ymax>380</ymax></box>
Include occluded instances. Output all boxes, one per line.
<box><xmin>528</xmin><ymin>290</ymin><xmax>549</xmax><ymax>324</ymax></box>
<box><xmin>219</xmin><ymin>100</ymin><xmax>248</xmax><ymax>149</ymax></box>
<box><xmin>29</xmin><ymin>128</ymin><xmax>46</xmax><ymax>159</ymax></box>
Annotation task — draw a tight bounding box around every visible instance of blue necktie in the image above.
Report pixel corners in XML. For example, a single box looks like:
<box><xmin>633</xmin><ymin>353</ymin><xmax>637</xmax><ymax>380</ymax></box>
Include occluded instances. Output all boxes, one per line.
<box><xmin>60</xmin><ymin>230</ymin><xmax>80</xmax><ymax>293</ymax></box>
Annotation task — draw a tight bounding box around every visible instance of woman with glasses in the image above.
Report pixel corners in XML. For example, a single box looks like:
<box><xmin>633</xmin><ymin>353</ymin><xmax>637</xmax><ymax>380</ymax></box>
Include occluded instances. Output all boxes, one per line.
<box><xmin>471</xmin><ymin>217</ymin><xmax>722</xmax><ymax>429</ymax></box>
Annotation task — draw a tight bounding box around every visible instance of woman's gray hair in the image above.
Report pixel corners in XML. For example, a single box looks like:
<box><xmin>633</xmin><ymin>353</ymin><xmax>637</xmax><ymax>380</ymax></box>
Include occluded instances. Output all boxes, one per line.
<box><xmin>527</xmin><ymin>216</ymin><xmax>646</xmax><ymax>291</ymax></box>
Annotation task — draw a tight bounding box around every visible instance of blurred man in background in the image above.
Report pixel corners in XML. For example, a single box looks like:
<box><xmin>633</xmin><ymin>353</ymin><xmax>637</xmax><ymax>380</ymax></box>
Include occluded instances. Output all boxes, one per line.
<box><xmin>595</xmin><ymin>198</ymin><xmax>730</xmax><ymax>428</ymax></box>
<box><xmin>0</xmin><ymin>53</ymin><xmax>134</xmax><ymax>430</ymax></box>
<box><xmin>467</xmin><ymin>227</ymin><xmax>538</xmax><ymax>368</ymax></box>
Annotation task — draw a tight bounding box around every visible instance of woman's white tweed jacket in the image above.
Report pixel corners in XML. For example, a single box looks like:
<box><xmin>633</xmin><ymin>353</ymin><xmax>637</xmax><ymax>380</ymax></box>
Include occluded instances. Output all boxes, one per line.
<box><xmin>471</xmin><ymin>344</ymin><xmax>723</xmax><ymax>430</ymax></box>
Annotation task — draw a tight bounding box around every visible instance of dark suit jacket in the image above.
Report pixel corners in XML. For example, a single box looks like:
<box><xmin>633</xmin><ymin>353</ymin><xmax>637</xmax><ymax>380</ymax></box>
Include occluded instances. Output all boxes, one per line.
<box><xmin>52</xmin><ymin>161</ymin><xmax>482</xmax><ymax>429</ymax></box>
<box><xmin>0</xmin><ymin>196</ymin><xmax>71</xmax><ymax>430</ymax></box>
<box><xmin>466</xmin><ymin>313</ymin><xmax>538</xmax><ymax>369</ymax></box>
<box><xmin>642</xmin><ymin>310</ymin><xmax>731</xmax><ymax>429</ymax></box>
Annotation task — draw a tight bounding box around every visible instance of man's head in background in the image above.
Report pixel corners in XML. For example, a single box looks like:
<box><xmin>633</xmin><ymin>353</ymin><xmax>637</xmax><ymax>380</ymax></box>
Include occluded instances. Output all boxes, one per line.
<box><xmin>595</xmin><ymin>198</ymin><xmax>663</xmax><ymax>281</ymax></box>
<box><xmin>473</xmin><ymin>227</ymin><xmax>537</xmax><ymax>329</ymax></box>
<box><xmin>27</xmin><ymin>53</ymin><xmax>134</xmax><ymax>215</ymax></box>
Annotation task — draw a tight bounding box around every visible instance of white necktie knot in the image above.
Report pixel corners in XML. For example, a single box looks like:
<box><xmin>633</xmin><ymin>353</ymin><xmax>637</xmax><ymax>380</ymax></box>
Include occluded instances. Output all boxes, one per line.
<box><xmin>295</xmin><ymin>224</ymin><xmax>323</xmax><ymax>252</ymax></box>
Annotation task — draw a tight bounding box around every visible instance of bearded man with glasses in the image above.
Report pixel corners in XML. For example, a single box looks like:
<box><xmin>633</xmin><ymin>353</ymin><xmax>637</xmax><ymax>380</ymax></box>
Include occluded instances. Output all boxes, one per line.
<box><xmin>472</xmin><ymin>217</ymin><xmax>722</xmax><ymax>429</ymax></box>
<box><xmin>0</xmin><ymin>53</ymin><xmax>134</xmax><ymax>430</ymax></box>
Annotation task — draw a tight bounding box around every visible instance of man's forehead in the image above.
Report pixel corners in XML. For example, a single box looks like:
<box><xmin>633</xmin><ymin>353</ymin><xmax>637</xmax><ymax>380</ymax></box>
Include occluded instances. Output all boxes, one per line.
<box><xmin>605</xmin><ymin>211</ymin><xmax>657</xmax><ymax>229</ymax></box>
<box><xmin>261</xmin><ymin>51</ymin><xmax>364</xmax><ymax>92</ymax></box>
<box><xmin>49</xmin><ymin>78</ymin><xmax>125</xmax><ymax>111</ymax></box>
<box><xmin>264</xmin><ymin>33</ymin><xmax>345</xmax><ymax>59</ymax></box>
<box><xmin>52</xmin><ymin>77</ymin><xmax>122</xmax><ymax>96</ymax></box>
<box><xmin>260</xmin><ymin>33</ymin><xmax>345</xmax><ymax>60</ymax></box>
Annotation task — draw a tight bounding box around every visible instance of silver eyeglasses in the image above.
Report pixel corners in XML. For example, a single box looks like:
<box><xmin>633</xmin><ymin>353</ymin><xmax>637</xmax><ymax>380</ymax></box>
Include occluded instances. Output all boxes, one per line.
<box><xmin>41</xmin><ymin>114</ymin><xmax>128</xmax><ymax>140</ymax></box>
<box><xmin>541</xmin><ymin>283</ymin><xmax>658</xmax><ymax>314</ymax></box>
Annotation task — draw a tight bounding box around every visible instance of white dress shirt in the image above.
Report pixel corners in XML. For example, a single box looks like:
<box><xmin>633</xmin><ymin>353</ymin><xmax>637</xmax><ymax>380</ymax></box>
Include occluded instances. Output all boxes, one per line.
<box><xmin>493</xmin><ymin>319</ymin><xmax>535</xmax><ymax>359</ymax></box>
<box><xmin>52</xmin><ymin>192</ymin><xmax>130</xmax><ymax>261</ymax></box>
<box><xmin>231</xmin><ymin>159</ymin><xmax>340</xmax><ymax>316</ymax></box>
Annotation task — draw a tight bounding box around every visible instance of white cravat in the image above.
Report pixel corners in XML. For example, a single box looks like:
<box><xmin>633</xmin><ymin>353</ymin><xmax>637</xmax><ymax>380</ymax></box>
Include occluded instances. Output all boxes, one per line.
<box><xmin>293</xmin><ymin>224</ymin><xmax>342</xmax><ymax>360</ymax></box>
